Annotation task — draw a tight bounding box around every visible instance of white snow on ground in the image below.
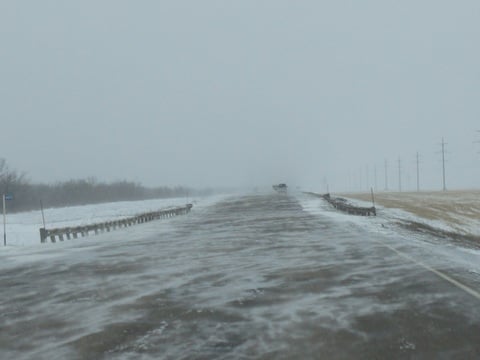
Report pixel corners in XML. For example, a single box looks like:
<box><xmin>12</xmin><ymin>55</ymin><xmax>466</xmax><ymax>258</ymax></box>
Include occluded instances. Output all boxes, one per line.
<box><xmin>303</xmin><ymin>190</ymin><xmax>480</xmax><ymax>240</ymax></box>
<box><xmin>1</xmin><ymin>195</ymin><xmax>226</xmax><ymax>247</ymax></box>
<box><xmin>298</xmin><ymin>192</ymin><xmax>480</xmax><ymax>282</ymax></box>
<box><xmin>1</xmin><ymin>191</ymin><xmax>480</xmax><ymax>359</ymax></box>
<box><xmin>339</xmin><ymin>190</ymin><xmax>480</xmax><ymax>236</ymax></box>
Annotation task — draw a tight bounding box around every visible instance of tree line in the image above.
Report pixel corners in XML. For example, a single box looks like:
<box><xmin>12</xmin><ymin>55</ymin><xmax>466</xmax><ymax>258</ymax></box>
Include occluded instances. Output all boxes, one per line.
<box><xmin>0</xmin><ymin>159</ymin><xmax>209</xmax><ymax>213</ymax></box>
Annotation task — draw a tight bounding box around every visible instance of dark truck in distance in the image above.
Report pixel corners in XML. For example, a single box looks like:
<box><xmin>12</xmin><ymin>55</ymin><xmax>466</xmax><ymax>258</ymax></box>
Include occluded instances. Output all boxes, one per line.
<box><xmin>272</xmin><ymin>183</ymin><xmax>288</xmax><ymax>193</ymax></box>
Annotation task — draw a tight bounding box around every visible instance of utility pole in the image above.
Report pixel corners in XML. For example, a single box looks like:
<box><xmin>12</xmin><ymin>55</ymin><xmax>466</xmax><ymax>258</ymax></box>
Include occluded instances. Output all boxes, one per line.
<box><xmin>40</xmin><ymin>200</ymin><xmax>46</xmax><ymax>228</ymax></box>
<box><xmin>348</xmin><ymin>171</ymin><xmax>351</xmax><ymax>192</ymax></box>
<box><xmin>366</xmin><ymin>165</ymin><xmax>369</xmax><ymax>191</ymax></box>
<box><xmin>475</xmin><ymin>130</ymin><xmax>480</xmax><ymax>155</ymax></box>
<box><xmin>2</xmin><ymin>194</ymin><xmax>6</xmax><ymax>246</ymax></box>
<box><xmin>384</xmin><ymin>159</ymin><xmax>388</xmax><ymax>191</ymax></box>
<box><xmin>441</xmin><ymin>138</ymin><xmax>447</xmax><ymax>191</ymax></box>
<box><xmin>374</xmin><ymin>164</ymin><xmax>378</xmax><ymax>191</ymax></box>
<box><xmin>359</xmin><ymin>168</ymin><xmax>362</xmax><ymax>191</ymax></box>
<box><xmin>398</xmin><ymin>157</ymin><xmax>402</xmax><ymax>192</ymax></box>
<box><xmin>416</xmin><ymin>152</ymin><xmax>420</xmax><ymax>192</ymax></box>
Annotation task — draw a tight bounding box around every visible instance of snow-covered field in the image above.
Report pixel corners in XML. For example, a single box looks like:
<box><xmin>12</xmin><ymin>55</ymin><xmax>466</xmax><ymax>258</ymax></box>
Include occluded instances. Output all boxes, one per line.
<box><xmin>2</xmin><ymin>196</ymin><xmax>220</xmax><ymax>247</ymax></box>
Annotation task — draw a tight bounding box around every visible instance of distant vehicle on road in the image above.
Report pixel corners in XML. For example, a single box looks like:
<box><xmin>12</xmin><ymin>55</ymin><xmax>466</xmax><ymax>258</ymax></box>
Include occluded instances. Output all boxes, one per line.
<box><xmin>272</xmin><ymin>183</ymin><xmax>288</xmax><ymax>193</ymax></box>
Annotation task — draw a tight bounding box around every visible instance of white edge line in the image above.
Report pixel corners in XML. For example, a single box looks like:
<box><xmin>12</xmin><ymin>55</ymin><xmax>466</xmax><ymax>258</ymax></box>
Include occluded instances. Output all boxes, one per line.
<box><xmin>378</xmin><ymin>240</ymin><xmax>480</xmax><ymax>301</ymax></box>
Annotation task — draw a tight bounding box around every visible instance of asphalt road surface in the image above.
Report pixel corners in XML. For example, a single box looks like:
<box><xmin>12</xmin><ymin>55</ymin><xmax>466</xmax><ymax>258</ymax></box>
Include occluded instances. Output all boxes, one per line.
<box><xmin>1</xmin><ymin>193</ymin><xmax>479</xmax><ymax>359</ymax></box>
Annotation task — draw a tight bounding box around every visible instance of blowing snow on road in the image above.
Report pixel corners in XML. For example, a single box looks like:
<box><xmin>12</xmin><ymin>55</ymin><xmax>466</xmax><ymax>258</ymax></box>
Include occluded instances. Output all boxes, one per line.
<box><xmin>1</xmin><ymin>192</ymin><xmax>480</xmax><ymax>359</ymax></box>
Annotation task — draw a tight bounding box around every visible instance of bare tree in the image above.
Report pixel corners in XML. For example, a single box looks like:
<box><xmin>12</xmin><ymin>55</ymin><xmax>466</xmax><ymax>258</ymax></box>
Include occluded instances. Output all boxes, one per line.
<box><xmin>0</xmin><ymin>158</ymin><xmax>27</xmax><ymax>194</ymax></box>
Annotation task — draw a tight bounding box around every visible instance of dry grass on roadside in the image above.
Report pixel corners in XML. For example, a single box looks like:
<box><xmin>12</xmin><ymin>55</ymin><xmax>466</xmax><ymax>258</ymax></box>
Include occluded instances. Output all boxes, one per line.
<box><xmin>340</xmin><ymin>190</ymin><xmax>480</xmax><ymax>227</ymax></box>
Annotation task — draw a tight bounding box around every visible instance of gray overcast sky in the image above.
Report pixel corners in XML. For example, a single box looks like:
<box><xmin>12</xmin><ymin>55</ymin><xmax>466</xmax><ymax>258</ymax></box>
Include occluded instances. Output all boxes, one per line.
<box><xmin>1</xmin><ymin>1</ymin><xmax>480</xmax><ymax>191</ymax></box>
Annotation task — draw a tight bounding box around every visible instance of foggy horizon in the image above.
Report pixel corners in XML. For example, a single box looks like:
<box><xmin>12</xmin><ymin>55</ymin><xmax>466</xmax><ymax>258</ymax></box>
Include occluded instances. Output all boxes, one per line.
<box><xmin>2</xmin><ymin>1</ymin><xmax>480</xmax><ymax>192</ymax></box>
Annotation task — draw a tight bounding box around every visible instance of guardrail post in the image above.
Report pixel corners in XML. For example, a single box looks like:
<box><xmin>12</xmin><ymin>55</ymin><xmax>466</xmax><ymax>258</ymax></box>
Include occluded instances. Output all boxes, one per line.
<box><xmin>40</xmin><ymin>228</ymin><xmax>48</xmax><ymax>243</ymax></box>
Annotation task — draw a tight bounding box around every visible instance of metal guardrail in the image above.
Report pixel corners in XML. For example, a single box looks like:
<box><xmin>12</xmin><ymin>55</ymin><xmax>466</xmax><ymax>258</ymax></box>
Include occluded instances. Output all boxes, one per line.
<box><xmin>39</xmin><ymin>204</ymin><xmax>193</xmax><ymax>243</ymax></box>
<box><xmin>321</xmin><ymin>193</ymin><xmax>376</xmax><ymax>216</ymax></box>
